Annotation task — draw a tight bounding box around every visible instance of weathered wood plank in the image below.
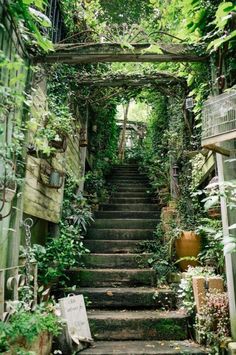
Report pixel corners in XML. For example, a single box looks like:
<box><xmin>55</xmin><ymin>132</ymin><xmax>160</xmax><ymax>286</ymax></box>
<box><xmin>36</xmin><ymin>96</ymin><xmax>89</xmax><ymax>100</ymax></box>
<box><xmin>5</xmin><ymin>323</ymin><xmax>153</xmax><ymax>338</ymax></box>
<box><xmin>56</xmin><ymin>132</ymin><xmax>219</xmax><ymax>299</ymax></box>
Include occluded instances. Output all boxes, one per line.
<box><xmin>35</xmin><ymin>42</ymin><xmax>208</xmax><ymax>64</ymax></box>
<box><xmin>23</xmin><ymin>156</ymin><xmax>63</xmax><ymax>223</ymax></box>
<box><xmin>77</xmin><ymin>72</ymin><xmax>186</xmax><ymax>87</ymax></box>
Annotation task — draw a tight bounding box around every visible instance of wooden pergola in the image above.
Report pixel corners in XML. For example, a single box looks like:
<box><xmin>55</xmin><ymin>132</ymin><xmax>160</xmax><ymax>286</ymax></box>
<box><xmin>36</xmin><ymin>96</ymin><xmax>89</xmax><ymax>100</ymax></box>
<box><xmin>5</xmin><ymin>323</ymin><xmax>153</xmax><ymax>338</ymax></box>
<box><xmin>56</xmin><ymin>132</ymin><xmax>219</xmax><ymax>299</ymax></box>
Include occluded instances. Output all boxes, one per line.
<box><xmin>76</xmin><ymin>72</ymin><xmax>186</xmax><ymax>88</ymax></box>
<box><xmin>36</xmin><ymin>42</ymin><xmax>208</xmax><ymax>64</ymax></box>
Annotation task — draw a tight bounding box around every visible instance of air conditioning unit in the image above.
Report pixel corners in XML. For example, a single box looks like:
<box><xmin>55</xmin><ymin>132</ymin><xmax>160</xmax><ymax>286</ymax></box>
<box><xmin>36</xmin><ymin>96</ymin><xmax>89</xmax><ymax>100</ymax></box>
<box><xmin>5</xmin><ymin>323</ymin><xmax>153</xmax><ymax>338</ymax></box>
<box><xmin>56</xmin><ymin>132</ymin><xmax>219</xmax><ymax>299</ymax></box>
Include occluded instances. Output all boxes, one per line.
<box><xmin>202</xmin><ymin>91</ymin><xmax>236</xmax><ymax>146</ymax></box>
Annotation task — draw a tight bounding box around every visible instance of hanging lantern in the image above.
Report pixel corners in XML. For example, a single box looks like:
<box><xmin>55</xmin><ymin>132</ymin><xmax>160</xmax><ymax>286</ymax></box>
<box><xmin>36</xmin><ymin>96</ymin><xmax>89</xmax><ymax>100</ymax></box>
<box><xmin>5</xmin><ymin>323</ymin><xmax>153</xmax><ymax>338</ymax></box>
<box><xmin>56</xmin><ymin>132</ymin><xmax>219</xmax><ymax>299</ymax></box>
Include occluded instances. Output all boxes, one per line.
<box><xmin>173</xmin><ymin>163</ymin><xmax>179</xmax><ymax>178</ymax></box>
<box><xmin>185</xmin><ymin>97</ymin><xmax>194</xmax><ymax>111</ymax></box>
<box><xmin>79</xmin><ymin>128</ymin><xmax>88</xmax><ymax>147</ymax></box>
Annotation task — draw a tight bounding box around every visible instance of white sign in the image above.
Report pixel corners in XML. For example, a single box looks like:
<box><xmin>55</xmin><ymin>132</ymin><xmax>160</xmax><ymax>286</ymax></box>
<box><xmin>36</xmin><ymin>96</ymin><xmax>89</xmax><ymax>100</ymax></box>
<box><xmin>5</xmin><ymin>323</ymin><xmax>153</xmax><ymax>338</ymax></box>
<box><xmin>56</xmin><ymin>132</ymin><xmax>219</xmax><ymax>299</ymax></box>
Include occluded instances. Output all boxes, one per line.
<box><xmin>59</xmin><ymin>295</ymin><xmax>92</xmax><ymax>342</ymax></box>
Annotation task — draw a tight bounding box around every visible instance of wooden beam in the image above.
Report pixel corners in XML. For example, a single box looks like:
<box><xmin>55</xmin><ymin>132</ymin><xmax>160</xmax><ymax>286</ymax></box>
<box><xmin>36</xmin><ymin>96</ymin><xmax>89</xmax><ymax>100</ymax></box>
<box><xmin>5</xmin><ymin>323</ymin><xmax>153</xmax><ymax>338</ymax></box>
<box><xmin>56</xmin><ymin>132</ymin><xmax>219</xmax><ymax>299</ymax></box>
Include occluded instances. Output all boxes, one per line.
<box><xmin>35</xmin><ymin>42</ymin><xmax>208</xmax><ymax>64</ymax></box>
<box><xmin>203</xmin><ymin>143</ymin><xmax>230</xmax><ymax>157</ymax></box>
<box><xmin>76</xmin><ymin>73</ymin><xmax>185</xmax><ymax>87</ymax></box>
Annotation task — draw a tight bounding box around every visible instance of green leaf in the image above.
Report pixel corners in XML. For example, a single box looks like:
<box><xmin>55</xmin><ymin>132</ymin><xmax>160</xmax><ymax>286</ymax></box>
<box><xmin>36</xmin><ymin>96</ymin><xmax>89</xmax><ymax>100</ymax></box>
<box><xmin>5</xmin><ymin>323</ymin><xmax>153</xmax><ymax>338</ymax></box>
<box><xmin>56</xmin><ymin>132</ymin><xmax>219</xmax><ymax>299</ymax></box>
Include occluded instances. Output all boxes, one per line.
<box><xmin>229</xmin><ymin>223</ymin><xmax>236</xmax><ymax>230</ymax></box>
<box><xmin>142</xmin><ymin>44</ymin><xmax>163</xmax><ymax>54</ymax></box>
<box><xmin>214</xmin><ymin>2</ymin><xmax>235</xmax><ymax>29</ymax></box>
<box><xmin>224</xmin><ymin>242</ymin><xmax>236</xmax><ymax>255</ymax></box>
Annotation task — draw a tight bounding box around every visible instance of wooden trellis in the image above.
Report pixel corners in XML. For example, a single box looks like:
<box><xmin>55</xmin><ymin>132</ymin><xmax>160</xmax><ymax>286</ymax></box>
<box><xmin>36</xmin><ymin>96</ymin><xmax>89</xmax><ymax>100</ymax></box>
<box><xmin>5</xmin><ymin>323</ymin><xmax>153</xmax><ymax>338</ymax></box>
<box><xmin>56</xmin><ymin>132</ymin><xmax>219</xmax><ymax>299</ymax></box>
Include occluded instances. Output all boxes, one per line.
<box><xmin>76</xmin><ymin>72</ymin><xmax>186</xmax><ymax>88</ymax></box>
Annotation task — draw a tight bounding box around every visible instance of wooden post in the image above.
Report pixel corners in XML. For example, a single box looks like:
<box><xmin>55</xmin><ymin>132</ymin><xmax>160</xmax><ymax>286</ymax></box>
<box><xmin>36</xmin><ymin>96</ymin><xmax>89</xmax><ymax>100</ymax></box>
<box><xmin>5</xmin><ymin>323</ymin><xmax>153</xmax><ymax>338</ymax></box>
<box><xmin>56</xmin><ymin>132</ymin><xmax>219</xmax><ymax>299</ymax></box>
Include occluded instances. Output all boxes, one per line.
<box><xmin>119</xmin><ymin>102</ymin><xmax>130</xmax><ymax>161</ymax></box>
<box><xmin>216</xmin><ymin>152</ymin><xmax>236</xmax><ymax>340</ymax></box>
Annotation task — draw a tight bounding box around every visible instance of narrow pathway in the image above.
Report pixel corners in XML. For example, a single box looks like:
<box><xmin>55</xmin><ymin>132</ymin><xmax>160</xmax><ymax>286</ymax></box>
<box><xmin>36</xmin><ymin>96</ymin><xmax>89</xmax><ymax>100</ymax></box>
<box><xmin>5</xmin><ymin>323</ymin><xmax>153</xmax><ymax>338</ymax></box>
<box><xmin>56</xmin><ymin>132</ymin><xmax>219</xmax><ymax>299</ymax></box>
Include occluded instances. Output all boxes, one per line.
<box><xmin>72</xmin><ymin>164</ymin><xmax>206</xmax><ymax>354</ymax></box>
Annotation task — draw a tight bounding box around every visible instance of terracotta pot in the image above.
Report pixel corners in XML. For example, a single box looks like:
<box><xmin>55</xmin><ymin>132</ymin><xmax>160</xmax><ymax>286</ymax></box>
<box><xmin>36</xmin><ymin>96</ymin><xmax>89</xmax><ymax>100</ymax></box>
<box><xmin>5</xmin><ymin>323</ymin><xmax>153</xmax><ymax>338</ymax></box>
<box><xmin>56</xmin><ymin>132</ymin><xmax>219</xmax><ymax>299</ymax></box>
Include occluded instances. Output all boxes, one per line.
<box><xmin>175</xmin><ymin>231</ymin><xmax>201</xmax><ymax>271</ymax></box>
<box><xmin>207</xmin><ymin>207</ymin><xmax>221</xmax><ymax>219</ymax></box>
<box><xmin>5</xmin><ymin>332</ymin><xmax>52</xmax><ymax>355</ymax></box>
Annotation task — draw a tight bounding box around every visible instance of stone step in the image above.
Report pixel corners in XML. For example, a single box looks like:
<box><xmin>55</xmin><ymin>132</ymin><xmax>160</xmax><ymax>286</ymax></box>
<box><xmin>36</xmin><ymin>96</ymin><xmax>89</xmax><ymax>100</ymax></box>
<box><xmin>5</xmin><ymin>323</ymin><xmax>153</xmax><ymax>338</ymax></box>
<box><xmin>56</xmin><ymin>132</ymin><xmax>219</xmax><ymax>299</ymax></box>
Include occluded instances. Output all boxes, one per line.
<box><xmin>94</xmin><ymin>211</ymin><xmax>160</xmax><ymax>219</ymax></box>
<box><xmin>84</xmin><ymin>240</ymin><xmax>142</xmax><ymax>253</ymax></box>
<box><xmin>86</xmin><ymin>228</ymin><xmax>155</xmax><ymax>240</ymax></box>
<box><xmin>112</xmin><ymin>192</ymin><xmax>151</xmax><ymax>198</ymax></box>
<box><xmin>80</xmin><ymin>340</ymin><xmax>207</xmax><ymax>354</ymax></box>
<box><xmin>111</xmin><ymin>173</ymin><xmax>146</xmax><ymax>177</ymax></box>
<box><xmin>92</xmin><ymin>219</ymin><xmax>158</xmax><ymax>229</ymax></box>
<box><xmin>112</xmin><ymin>183</ymin><xmax>149</xmax><ymax>188</ymax></box>
<box><xmin>101</xmin><ymin>204</ymin><xmax>159</xmax><ymax>212</ymax></box>
<box><xmin>69</xmin><ymin>268</ymin><xmax>156</xmax><ymax>287</ymax></box>
<box><xmin>75</xmin><ymin>287</ymin><xmax>176</xmax><ymax>309</ymax></box>
<box><xmin>87</xmin><ymin>310</ymin><xmax>188</xmax><ymax>341</ymax></box>
<box><xmin>115</xmin><ymin>187</ymin><xmax>149</xmax><ymax>192</ymax></box>
<box><xmin>82</xmin><ymin>253</ymin><xmax>151</xmax><ymax>269</ymax></box>
<box><xmin>110</xmin><ymin>197</ymin><xmax>154</xmax><ymax>204</ymax></box>
<box><xmin>109</xmin><ymin>177</ymin><xmax>149</xmax><ymax>182</ymax></box>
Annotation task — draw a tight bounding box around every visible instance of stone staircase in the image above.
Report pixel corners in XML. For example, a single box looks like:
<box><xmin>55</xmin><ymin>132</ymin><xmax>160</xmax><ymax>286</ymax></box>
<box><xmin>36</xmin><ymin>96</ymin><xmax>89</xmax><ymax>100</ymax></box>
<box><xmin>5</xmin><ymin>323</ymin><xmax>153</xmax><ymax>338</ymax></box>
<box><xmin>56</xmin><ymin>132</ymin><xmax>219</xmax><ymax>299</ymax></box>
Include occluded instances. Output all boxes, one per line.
<box><xmin>69</xmin><ymin>164</ymin><xmax>206</xmax><ymax>354</ymax></box>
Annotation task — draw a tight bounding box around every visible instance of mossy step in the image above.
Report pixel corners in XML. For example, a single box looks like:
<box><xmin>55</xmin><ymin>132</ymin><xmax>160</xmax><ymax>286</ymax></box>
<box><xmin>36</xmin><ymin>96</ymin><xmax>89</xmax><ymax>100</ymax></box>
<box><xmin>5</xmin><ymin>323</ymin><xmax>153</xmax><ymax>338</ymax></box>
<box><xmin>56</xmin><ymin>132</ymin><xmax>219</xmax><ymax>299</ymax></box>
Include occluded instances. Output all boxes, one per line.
<box><xmin>109</xmin><ymin>178</ymin><xmax>149</xmax><ymax>183</ymax></box>
<box><xmin>92</xmin><ymin>219</ymin><xmax>158</xmax><ymax>229</ymax></box>
<box><xmin>112</xmin><ymin>183</ymin><xmax>149</xmax><ymax>188</ymax></box>
<box><xmin>115</xmin><ymin>187</ymin><xmax>149</xmax><ymax>192</ymax></box>
<box><xmin>69</xmin><ymin>268</ymin><xmax>156</xmax><ymax>287</ymax></box>
<box><xmin>94</xmin><ymin>211</ymin><xmax>160</xmax><ymax>219</ymax></box>
<box><xmin>84</xmin><ymin>240</ymin><xmax>143</xmax><ymax>253</ymax></box>
<box><xmin>75</xmin><ymin>287</ymin><xmax>176</xmax><ymax>309</ymax></box>
<box><xmin>109</xmin><ymin>197</ymin><xmax>154</xmax><ymax>204</ymax></box>
<box><xmin>100</xmin><ymin>204</ymin><xmax>159</xmax><ymax>212</ymax></box>
<box><xmin>111</xmin><ymin>173</ymin><xmax>146</xmax><ymax>177</ymax></box>
<box><xmin>112</xmin><ymin>192</ymin><xmax>151</xmax><ymax>198</ymax></box>
<box><xmin>80</xmin><ymin>340</ymin><xmax>207</xmax><ymax>354</ymax></box>
<box><xmin>88</xmin><ymin>310</ymin><xmax>188</xmax><ymax>341</ymax></box>
<box><xmin>82</xmin><ymin>253</ymin><xmax>152</xmax><ymax>269</ymax></box>
<box><xmin>86</xmin><ymin>228</ymin><xmax>155</xmax><ymax>240</ymax></box>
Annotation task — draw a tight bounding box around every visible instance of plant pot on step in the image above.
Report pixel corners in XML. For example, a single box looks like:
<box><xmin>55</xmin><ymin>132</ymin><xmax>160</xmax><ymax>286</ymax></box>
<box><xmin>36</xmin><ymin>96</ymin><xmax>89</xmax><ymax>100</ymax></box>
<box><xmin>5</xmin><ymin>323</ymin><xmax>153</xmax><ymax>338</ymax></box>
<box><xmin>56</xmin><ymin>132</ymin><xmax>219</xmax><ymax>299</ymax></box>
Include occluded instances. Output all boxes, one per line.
<box><xmin>5</xmin><ymin>332</ymin><xmax>52</xmax><ymax>355</ymax></box>
<box><xmin>207</xmin><ymin>207</ymin><xmax>221</xmax><ymax>219</ymax></box>
<box><xmin>175</xmin><ymin>231</ymin><xmax>201</xmax><ymax>272</ymax></box>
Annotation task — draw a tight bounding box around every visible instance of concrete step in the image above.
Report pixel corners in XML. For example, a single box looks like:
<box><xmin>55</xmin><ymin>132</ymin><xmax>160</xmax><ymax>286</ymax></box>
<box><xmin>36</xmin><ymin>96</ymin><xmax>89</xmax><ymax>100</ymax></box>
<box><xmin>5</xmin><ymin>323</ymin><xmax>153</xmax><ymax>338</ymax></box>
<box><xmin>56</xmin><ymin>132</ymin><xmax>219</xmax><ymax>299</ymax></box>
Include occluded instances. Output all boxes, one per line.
<box><xmin>94</xmin><ymin>211</ymin><xmax>160</xmax><ymax>219</ymax></box>
<box><xmin>80</xmin><ymin>340</ymin><xmax>207</xmax><ymax>354</ymax></box>
<box><xmin>69</xmin><ymin>268</ymin><xmax>156</xmax><ymax>287</ymax></box>
<box><xmin>75</xmin><ymin>287</ymin><xmax>176</xmax><ymax>309</ymax></box>
<box><xmin>92</xmin><ymin>219</ymin><xmax>158</xmax><ymax>229</ymax></box>
<box><xmin>84</xmin><ymin>240</ymin><xmax>142</xmax><ymax>253</ymax></box>
<box><xmin>110</xmin><ymin>197</ymin><xmax>154</xmax><ymax>204</ymax></box>
<box><xmin>86</xmin><ymin>228</ymin><xmax>155</xmax><ymax>240</ymax></box>
<box><xmin>112</xmin><ymin>192</ymin><xmax>151</xmax><ymax>198</ymax></box>
<box><xmin>82</xmin><ymin>253</ymin><xmax>151</xmax><ymax>269</ymax></box>
<box><xmin>87</xmin><ymin>310</ymin><xmax>188</xmax><ymax>341</ymax></box>
<box><xmin>101</xmin><ymin>204</ymin><xmax>159</xmax><ymax>211</ymax></box>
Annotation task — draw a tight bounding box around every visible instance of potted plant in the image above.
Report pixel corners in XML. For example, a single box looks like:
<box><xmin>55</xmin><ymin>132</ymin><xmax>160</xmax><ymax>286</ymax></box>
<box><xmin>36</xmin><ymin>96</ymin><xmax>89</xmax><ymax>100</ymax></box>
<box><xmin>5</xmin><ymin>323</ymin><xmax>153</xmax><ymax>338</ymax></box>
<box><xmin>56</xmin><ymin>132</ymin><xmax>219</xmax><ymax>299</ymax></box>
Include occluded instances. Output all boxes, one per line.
<box><xmin>0</xmin><ymin>304</ymin><xmax>61</xmax><ymax>355</ymax></box>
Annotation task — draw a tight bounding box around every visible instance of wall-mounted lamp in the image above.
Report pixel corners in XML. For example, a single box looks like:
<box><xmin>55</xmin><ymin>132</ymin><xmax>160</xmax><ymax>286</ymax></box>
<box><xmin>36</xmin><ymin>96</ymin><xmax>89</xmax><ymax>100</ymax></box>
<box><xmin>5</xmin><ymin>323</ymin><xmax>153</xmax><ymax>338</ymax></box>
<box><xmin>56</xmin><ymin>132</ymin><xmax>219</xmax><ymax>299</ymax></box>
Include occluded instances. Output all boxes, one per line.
<box><xmin>173</xmin><ymin>163</ymin><xmax>179</xmax><ymax>178</ymax></box>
